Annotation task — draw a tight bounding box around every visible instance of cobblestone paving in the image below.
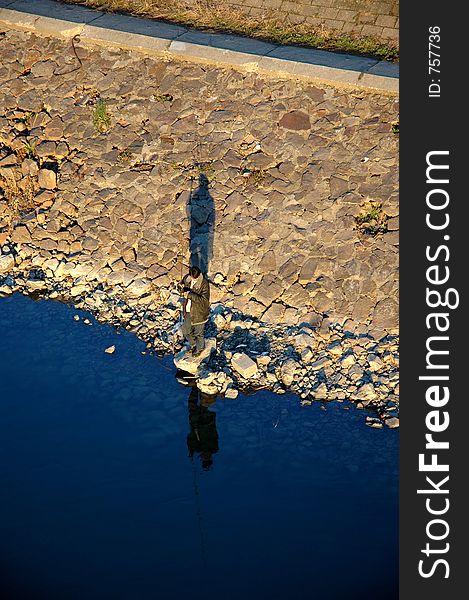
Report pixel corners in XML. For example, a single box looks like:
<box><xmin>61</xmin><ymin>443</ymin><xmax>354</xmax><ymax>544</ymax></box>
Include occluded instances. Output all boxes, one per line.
<box><xmin>0</xmin><ymin>29</ymin><xmax>399</xmax><ymax>422</ymax></box>
<box><xmin>231</xmin><ymin>0</ymin><xmax>399</xmax><ymax>43</ymax></box>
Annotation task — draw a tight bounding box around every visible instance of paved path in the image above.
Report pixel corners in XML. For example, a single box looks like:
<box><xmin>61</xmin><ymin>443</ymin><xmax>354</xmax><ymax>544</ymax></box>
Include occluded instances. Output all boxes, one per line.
<box><xmin>0</xmin><ymin>0</ymin><xmax>398</xmax><ymax>93</ymax></box>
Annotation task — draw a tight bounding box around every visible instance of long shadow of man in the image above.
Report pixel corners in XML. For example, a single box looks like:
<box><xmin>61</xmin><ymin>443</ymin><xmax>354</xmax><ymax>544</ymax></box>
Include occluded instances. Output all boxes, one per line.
<box><xmin>187</xmin><ymin>173</ymin><xmax>215</xmax><ymax>276</ymax></box>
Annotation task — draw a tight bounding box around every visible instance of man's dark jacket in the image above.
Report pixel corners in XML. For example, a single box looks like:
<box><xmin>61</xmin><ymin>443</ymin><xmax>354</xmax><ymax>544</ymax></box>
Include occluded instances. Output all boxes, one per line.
<box><xmin>181</xmin><ymin>274</ymin><xmax>210</xmax><ymax>325</ymax></box>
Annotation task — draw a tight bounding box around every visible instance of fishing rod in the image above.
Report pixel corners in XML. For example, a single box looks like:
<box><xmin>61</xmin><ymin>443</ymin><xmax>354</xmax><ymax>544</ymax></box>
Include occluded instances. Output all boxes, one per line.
<box><xmin>190</xmin><ymin>452</ymin><xmax>208</xmax><ymax>568</ymax></box>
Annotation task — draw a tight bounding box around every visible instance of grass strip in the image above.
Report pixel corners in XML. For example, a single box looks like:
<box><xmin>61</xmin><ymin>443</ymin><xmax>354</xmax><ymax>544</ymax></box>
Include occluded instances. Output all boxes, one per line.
<box><xmin>61</xmin><ymin>0</ymin><xmax>399</xmax><ymax>61</ymax></box>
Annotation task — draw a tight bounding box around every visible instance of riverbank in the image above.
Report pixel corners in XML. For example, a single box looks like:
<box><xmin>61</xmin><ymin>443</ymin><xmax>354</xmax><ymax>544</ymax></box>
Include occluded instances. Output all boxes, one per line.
<box><xmin>0</xmin><ymin>26</ymin><xmax>399</xmax><ymax>425</ymax></box>
<box><xmin>0</xmin><ymin>275</ymin><xmax>399</xmax><ymax>428</ymax></box>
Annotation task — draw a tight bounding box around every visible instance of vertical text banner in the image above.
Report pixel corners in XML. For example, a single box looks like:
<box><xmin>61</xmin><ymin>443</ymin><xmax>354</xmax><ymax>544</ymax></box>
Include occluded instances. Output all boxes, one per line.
<box><xmin>400</xmin><ymin>2</ymin><xmax>467</xmax><ymax>599</ymax></box>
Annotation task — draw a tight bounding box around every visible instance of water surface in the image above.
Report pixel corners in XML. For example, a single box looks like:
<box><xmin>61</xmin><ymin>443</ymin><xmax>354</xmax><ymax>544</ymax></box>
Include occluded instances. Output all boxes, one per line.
<box><xmin>0</xmin><ymin>294</ymin><xmax>398</xmax><ymax>599</ymax></box>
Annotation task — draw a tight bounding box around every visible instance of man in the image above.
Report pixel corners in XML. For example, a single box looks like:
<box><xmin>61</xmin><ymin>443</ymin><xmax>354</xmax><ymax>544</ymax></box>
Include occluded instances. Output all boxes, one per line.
<box><xmin>179</xmin><ymin>266</ymin><xmax>210</xmax><ymax>356</ymax></box>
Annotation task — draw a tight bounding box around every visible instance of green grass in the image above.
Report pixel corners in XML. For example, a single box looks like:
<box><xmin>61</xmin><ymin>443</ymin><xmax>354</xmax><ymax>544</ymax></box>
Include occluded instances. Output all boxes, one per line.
<box><xmin>61</xmin><ymin>0</ymin><xmax>398</xmax><ymax>62</ymax></box>
<box><xmin>92</xmin><ymin>99</ymin><xmax>111</xmax><ymax>133</ymax></box>
<box><xmin>153</xmin><ymin>93</ymin><xmax>173</xmax><ymax>102</ymax></box>
<box><xmin>22</xmin><ymin>139</ymin><xmax>38</xmax><ymax>159</ymax></box>
<box><xmin>355</xmin><ymin>202</ymin><xmax>388</xmax><ymax>236</ymax></box>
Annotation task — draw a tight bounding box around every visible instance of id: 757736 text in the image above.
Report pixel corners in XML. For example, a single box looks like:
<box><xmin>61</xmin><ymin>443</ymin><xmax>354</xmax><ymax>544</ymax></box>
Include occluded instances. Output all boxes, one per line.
<box><xmin>428</xmin><ymin>25</ymin><xmax>441</xmax><ymax>98</ymax></box>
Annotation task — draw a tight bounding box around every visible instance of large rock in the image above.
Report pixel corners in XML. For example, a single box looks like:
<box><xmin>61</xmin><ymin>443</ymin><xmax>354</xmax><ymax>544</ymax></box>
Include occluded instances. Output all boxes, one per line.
<box><xmin>354</xmin><ymin>383</ymin><xmax>377</xmax><ymax>404</ymax></box>
<box><xmin>126</xmin><ymin>278</ymin><xmax>152</xmax><ymax>297</ymax></box>
<box><xmin>313</xmin><ymin>382</ymin><xmax>328</xmax><ymax>400</ymax></box>
<box><xmin>280</xmin><ymin>358</ymin><xmax>298</xmax><ymax>387</ymax></box>
<box><xmin>197</xmin><ymin>370</ymin><xmax>231</xmax><ymax>395</ymax></box>
<box><xmin>282</xmin><ymin>283</ymin><xmax>310</xmax><ymax>306</ymax></box>
<box><xmin>329</xmin><ymin>176</ymin><xmax>349</xmax><ymax>198</ymax></box>
<box><xmin>262</xmin><ymin>302</ymin><xmax>285</xmax><ymax>324</ymax></box>
<box><xmin>0</xmin><ymin>254</ymin><xmax>14</xmax><ymax>274</ymax></box>
<box><xmin>258</xmin><ymin>250</ymin><xmax>276</xmax><ymax>271</ymax></box>
<box><xmin>21</xmin><ymin>158</ymin><xmax>39</xmax><ymax>177</ymax></box>
<box><xmin>298</xmin><ymin>260</ymin><xmax>318</xmax><ymax>285</ymax></box>
<box><xmin>44</xmin><ymin>116</ymin><xmax>64</xmax><ymax>140</ymax></box>
<box><xmin>256</xmin><ymin>354</ymin><xmax>271</xmax><ymax>368</ymax></box>
<box><xmin>231</xmin><ymin>352</ymin><xmax>258</xmax><ymax>379</ymax></box>
<box><xmin>173</xmin><ymin>338</ymin><xmax>217</xmax><ymax>375</ymax></box>
<box><xmin>0</xmin><ymin>154</ymin><xmax>17</xmax><ymax>167</ymax></box>
<box><xmin>385</xmin><ymin>417</ymin><xmax>400</xmax><ymax>429</ymax></box>
<box><xmin>36</xmin><ymin>141</ymin><xmax>57</xmax><ymax>158</ymax></box>
<box><xmin>340</xmin><ymin>353</ymin><xmax>355</xmax><ymax>368</ymax></box>
<box><xmin>310</xmin><ymin>356</ymin><xmax>330</xmax><ymax>371</ymax></box>
<box><xmin>367</xmin><ymin>353</ymin><xmax>384</xmax><ymax>372</ymax></box>
<box><xmin>253</xmin><ymin>274</ymin><xmax>283</xmax><ymax>307</ymax></box>
<box><xmin>11</xmin><ymin>225</ymin><xmax>32</xmax><ymax>244</ymax></box>
<box><xmin>69</xmin><ymin>284</ymin><xmax>88</xmax><ymax>297</ymax></box>
<box><xmin>278</xmin><ymin>111</ymin><xmax>310</xmax><ymax>130</ymax></box>
<box><xmin>38</xmin><ymin>168</ymin><xmax>57</xmax><ymax>190</ymax></box>
<box><xmin>299</xmin><ymin>312</ymin><xmax>323</xmax><ymax>329</ymax></box>
<box><xmin>293</xmin><ymin>331</ymin><xmax>315</xmax><ymax>349</ymax></box>
<box><xmin>196</xmin><ymin>371</ymin><xmax>222</xmax><ymax>395</ymax></box>
<box><xmin>225</xmin><ymin>386</ymin><xmax>239</xmax><ymax>399</ymax></box>
<box><xmin>371</xmin><ymin>298</ymin><xmax>399</xmax><ymax>332</ymax></box>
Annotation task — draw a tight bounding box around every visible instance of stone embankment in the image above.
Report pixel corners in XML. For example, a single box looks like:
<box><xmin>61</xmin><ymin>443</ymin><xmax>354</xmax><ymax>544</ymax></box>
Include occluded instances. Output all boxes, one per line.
<box><xmin>0</xmin><ymin>28</ymin><xmax>399</xmax><ymax>427</ymax></box>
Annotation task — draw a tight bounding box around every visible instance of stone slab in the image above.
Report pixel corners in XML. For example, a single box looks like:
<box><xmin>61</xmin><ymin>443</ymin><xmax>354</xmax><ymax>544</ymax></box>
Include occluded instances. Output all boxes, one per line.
<box><xmin>82</xmin><ymin>22</ymin><xmax>173</xmax><ymax>53</ymax></box>
<box><xmin>258</xmin><ymin>55</ymin><xmax>365</xmax><ymax>88</ymax></box>
<box><xmin>168</xmin><ymin>39</ymin><xmax>261</xmax><ymax>68</ymax></box>
<box><xmin>266</xmin><ymin>45</ymin><xmax>379</xmax><ymax>73</ymax></box>
<box><xmin>7</xmin><ymin>0</ymin><xmax>101</xmax><ymax>22</ymax></box>
<box><xmin>87</xmin><ymin>12</ymin><xmax>186</xmax><ymax>40</ymax></box>
<box><xmin>367</xmin><ymin>60</ymin><xmax>400</xmax><ymax>78</ymax></box>
<box><xmin>0</xmin><ymin>6</ymin><xmax>99</xmax><ymax>36</ymax></box>
<box><xmin>231</xmin><ymin>352</ymin><xmax>258</xmax><ymax>379</ymax></box>
<box><xmin>358</xmin><ymin>72</ymin><xmax>399</xmax><ymax>93</ymax></box>
<box><xmin>173</xmin><ymin>338</ymin><xmax>217</xmax><ymax>375</ymax></box>
<box><xmin>0</xmin><ymin>254</ymin><xmax>15</xmax><ymax>274</ymax></box>
<box><xmin>176</xmin><ymin>30</ymin><xmax>276</xmax><ymax>56</ymax></box>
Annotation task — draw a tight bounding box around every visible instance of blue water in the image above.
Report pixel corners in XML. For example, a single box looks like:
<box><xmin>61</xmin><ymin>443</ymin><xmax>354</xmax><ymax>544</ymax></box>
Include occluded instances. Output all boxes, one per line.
<box><xmin>0</xmin><ymin>294</ymin><xmax>398</xmax><ymax>600</ymax></box>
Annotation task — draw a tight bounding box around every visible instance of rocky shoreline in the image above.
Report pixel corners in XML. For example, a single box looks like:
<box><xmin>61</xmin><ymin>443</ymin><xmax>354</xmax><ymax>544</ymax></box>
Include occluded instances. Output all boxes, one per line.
<box><xmin>1</xmin><ymin>28</ymin><xmax>399</xmax><ymax>427</ymax></box>
<box><xmin>0</xmin><ymin>253</ymin><xmax>399</xmax><ymax>428</ymax></box>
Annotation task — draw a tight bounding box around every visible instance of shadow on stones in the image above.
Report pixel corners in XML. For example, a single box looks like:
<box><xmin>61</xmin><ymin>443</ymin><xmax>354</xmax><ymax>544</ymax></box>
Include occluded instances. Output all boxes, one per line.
<box><xmin>187</xmin><ymin>173</ymin><xmax>214</xmax><ymax>275</ymax></box>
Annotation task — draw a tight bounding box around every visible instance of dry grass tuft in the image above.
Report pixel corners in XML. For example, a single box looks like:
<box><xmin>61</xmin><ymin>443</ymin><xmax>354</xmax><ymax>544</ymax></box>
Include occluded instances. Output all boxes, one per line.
<box><xmin>62</xmin><ymin>0</ymin><xmax>398</xmax><ymax>61</ymax></box>
<box><xmin>0</xmin><ymin>169</ymin><xmax>37</xmax><ymax>223</ymax></box>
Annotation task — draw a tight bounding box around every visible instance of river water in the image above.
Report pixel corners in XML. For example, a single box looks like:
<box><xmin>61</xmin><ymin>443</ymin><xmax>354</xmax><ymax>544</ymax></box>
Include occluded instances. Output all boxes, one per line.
<box><xmin>0</xmin><ymin>293</ymin><xmax>398</xmax><ymax>600</ymax></box>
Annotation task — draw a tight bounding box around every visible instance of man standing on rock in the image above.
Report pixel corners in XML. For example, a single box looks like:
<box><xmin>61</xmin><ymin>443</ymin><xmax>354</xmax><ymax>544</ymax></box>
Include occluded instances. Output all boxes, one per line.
<box><xmin>178</xmin><ymin>266</ymin><xmax>210</xmax><ymax>356</ymax></box>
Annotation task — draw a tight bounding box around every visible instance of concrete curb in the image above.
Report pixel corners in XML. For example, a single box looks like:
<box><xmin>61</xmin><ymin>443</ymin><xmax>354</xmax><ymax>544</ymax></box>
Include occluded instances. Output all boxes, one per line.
<box><xmin>0</xmin><ymin>0</ymin><xmax>399</xmax><ymax>94</ymax></box>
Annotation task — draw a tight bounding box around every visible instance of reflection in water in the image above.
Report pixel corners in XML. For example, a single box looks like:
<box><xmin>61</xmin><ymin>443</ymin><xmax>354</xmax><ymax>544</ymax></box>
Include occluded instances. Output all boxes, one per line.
<box><xmin>0</xmin><ymin>294</ymin><xmax>399</xmax><ymax>600</ymax></box>
<box><xmin>185</xmin><ymin>384</ymin><xmax>219</xmax><ymax>569</ymax></box>
<box><xmin>186</xmin><ymin>384</ymin><xmax>219</xmax><ymax>471</ymax></box>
